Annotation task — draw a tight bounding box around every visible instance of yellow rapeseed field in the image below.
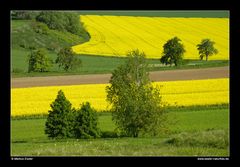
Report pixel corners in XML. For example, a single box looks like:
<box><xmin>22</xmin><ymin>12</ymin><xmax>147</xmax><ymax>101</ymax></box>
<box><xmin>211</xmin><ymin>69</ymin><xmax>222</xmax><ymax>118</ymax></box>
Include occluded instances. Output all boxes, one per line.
<box><xmin>154</xmin><ymin>78</ymin><xmax>229</xmax><ymax>106</ymax></box>
<box><xmin>11</xmin><ymin>78</ymin><xmax>229</xmax><ymax>117</ymax></box>
<box><xmin>72</xmin><ymin>15</ymin><xmax>229</xmax><ymax>60</ymax></box>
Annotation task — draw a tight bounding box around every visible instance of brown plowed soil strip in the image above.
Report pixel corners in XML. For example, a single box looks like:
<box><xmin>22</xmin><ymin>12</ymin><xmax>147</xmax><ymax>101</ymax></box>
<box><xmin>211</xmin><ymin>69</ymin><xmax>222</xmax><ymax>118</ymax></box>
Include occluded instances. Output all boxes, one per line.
<box><xmin>11</xmin><ymin>66</ymin><xmax>229</xmax><ymax>88</ymax></box>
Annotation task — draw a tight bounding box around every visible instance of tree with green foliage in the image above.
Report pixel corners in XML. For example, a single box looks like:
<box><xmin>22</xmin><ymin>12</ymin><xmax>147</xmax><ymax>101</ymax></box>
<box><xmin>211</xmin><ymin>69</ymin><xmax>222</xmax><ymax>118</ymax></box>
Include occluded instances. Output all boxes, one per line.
<box><xmin>35</xmin><ymin>11</ymin><xmax>89</xmax><ymax>38</ymax></box>
<box><xmin>65</xmin><ymin>13</ymin><xmax>85</xmax><ymax>35</ymax></box>
<box><xmin>73</xmin><ymin>102</ymin><xmax>101</xmax><ymax>139</ymax></box>
<box><xmin>36</xmin><ymin>12</ymin><xmax>65</xmax><ymax>31</ymax></box>
<box><xmin>197</xmin><ymin>39</ymin><xmax>218</xmax><ymax>61</ymax></box>
<box><xmin>45</xmin><ymin>90</ymin><xmax>74</xmax><ymax>139</ymax></box>
<box><xmin>31</xmin><ymin>21</ymin><xmax>49</xmax><ymax>35</ymax></box>
<box><xmin>27</xmin><ymin>48</ymin><xmax>52</xmax><ymax>72</ymax></box>
<box><xmin>106</xmin><ymin>50</ymin><xmax>166</xmax><ymax>137</ymax></box>
<box><xmin>55</xmin><ymin>47</ymin><xmax>82</xmax><ymax>71</ymax></box>
<box><xmin>160</xmin><ymin>37</ymin><xmax>185</xmax><ymax>66</ymax></box>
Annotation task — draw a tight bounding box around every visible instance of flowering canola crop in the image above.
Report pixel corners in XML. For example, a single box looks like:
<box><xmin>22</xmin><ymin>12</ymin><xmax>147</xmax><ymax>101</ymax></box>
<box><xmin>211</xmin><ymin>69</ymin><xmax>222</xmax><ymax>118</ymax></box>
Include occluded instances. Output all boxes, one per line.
<box><xmin>11</xmin><ymin>78</ymin><xmax>229</xmax><ymax>117</ymax></box>
<box><xmin>153</xmin><ymin>78</ymin><xmax>229</xmax><ymax>106</ymax></box>
<box><xmin>72</xmin><ymin>15</ymin><xmax>229</xmax><ymax>60</ymax></box>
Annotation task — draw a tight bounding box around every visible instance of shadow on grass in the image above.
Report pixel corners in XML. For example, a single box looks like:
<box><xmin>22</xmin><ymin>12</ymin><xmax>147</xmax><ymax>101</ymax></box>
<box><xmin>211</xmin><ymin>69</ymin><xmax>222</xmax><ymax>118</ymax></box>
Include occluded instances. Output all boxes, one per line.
<box><xmin>12</xmin><ymin>140</ymin><xmax>28</xmax><ymax>143</ymax></box>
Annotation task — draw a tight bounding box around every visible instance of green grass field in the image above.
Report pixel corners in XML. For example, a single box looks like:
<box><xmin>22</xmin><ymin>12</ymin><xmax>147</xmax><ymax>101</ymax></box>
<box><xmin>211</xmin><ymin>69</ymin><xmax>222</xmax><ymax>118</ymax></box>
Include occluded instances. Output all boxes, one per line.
<box><xmin>77</xmin><ymin>11</ymin><xmax>229</xmax><ymax>18</ymax></box>
<box><xmin>11</xmin><ymin>48</ymin><xmax>229</xmax><ymax>78</ymax></box>
<box><xmin>11</xmin><ymin>106</ymin><xmax>229</xmax><ymax>156</ymax></box>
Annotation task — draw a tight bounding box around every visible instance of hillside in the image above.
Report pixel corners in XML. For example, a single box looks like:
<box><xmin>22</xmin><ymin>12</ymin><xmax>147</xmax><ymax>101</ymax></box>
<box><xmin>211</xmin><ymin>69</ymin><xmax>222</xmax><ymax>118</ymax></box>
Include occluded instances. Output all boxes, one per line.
<box><xmin>11</xmin><ymin>18</ymin><xmax>90</xmax><ymax>74</ymax></box>
<box><xmin>11</xmin><ymin>20</ymin><xmax>89</xmax><ymax>51</ymax></box>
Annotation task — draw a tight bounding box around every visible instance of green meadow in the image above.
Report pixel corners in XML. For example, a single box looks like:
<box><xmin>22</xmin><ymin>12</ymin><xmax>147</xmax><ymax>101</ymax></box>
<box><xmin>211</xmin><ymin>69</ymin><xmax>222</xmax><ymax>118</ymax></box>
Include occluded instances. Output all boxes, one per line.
<box><xmin>11</xmin><ymin>106</ymin><xmax>229</xmax><ymax>156</ymax></box>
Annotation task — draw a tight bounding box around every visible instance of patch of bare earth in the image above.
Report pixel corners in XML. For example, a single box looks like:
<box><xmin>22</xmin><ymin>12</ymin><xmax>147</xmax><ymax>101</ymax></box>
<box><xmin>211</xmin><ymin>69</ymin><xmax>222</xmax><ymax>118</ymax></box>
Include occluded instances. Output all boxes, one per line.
<box><xmin>11</xmin><ymin>66</ymin><xmax>229</xmax><ymax>88</ymax></box>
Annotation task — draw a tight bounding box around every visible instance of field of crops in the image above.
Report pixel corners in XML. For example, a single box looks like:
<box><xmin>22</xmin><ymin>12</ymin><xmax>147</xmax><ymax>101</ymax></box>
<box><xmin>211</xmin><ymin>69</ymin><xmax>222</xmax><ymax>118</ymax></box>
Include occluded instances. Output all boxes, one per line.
<box><xmin>10</xmin><ymin>11</ymin><xmax>230</xmax><ymax>157</ymax></box>
<box><xmin>11</xmin><ymin>78</ymin><xmax>229</xmax><ymax>117</ymax></box>
<box><xmin>72</xmin><ymin>15</ymin><xmax>229</xmax><ymax>60</ymax></box>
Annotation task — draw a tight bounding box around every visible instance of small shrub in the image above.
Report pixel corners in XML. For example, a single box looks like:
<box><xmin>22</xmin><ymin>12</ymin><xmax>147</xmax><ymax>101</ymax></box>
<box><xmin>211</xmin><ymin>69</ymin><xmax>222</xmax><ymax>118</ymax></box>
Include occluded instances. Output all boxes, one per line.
<box><xmin>12</xmin><ymin>68</ymin><xmax>23</xmax><ymax>73</ymax></box>
<box><xmin>100</xmin><ymin>131</ymin><xmax>120</xmax><ymax>138</ymax></box>
<box><xmin>165</xmin><ymin>129</ymin><xmax>229</xmax><ymax>149</ymax></box>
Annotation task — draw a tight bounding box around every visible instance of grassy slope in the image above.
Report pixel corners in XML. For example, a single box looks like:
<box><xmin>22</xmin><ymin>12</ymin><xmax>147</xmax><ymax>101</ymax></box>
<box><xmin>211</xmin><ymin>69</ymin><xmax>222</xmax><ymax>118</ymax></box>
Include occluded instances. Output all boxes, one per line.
<box><xmin>11</xmin><ymin>20</ymin><xmax>88</xmax><ymax>49</ymax></box>
<box><xmin>11</xmin><ymin>12</ymin><xmax>229</xmax><ymax>78</ymax></box>
<box><xmin>11</xmin><ymin>19</ymin><xmax>89</xmax><ymax>75</ymax></box>
<box><xmin>11</xmin><ymin>107</ymin><xmax>229</xmax><ymax>156</ymax></box>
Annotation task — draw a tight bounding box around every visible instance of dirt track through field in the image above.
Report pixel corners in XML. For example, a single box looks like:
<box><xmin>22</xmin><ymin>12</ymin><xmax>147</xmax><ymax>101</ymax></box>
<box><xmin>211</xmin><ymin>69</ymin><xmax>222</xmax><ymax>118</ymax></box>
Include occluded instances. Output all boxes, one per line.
<box><xmin>11</xmin><ymin>66</ymin><xmax>229</xmax><ymax>88</ymax></box>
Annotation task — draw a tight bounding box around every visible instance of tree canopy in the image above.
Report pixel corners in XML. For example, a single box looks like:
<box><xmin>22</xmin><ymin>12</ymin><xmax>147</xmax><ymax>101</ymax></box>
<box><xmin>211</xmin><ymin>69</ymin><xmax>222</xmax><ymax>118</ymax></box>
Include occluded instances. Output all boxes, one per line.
<box><xmin>160</xmin><ymin>37</ymin><xmax>185</xmax><ymax>66</ymax></box>
<box><xmin>45</xmin><ymin>91</ymin><xmax>100</xmax><ymax>139</ymax></box>
<box><xmin>35</xmin><ymin>11</ymin><xmax>88</xmax><ymax>37</ymax></box>
<box><xmin>197</xmin><ymin>39</ymin><xmax>218</xmax><ymax>61</ymax></box>
<box><xmin>27</xmin><ymin>48</ymin><xmax>52</xmax><ymax>72</ymax></box>
<box><xmin>55</xmin><ymin>47</ymin><xmax>82</xmax><ymax>71</ymax></box>
<box><xmin>106</xmin><ymin>50</ymin><xmax>166</xmax><ymax>137</ymax></box>
<box><xmin>45</xmin><ymin>90</ymin><xmax>73</xmax><ymax>139</ymax></box>
<box><xmin>73</xmin><ymin>102</ymin><xmax>101</xmax><ymax>139</ymax></box>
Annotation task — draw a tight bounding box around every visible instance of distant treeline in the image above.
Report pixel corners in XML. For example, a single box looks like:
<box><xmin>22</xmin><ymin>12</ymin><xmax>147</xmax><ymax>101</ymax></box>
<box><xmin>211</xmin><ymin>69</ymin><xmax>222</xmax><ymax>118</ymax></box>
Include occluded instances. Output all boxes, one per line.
<box><xmin>11</xmin><ymin>11</ymin><xmax>89</xmax><ymax>37</ymax></box>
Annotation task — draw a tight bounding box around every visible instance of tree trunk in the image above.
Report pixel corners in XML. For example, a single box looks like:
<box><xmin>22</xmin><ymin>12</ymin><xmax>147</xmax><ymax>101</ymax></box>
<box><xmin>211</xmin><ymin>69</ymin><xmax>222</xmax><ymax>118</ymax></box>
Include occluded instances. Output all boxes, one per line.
<box><xmin>133</xmin><ymin>132</ymin><xmax>138</xmax><ymax>138</ymax></box>
<box><xmin>206</xmin><ymin>55</ymin><xmax>208</xmax><ymax>61</ymax></box>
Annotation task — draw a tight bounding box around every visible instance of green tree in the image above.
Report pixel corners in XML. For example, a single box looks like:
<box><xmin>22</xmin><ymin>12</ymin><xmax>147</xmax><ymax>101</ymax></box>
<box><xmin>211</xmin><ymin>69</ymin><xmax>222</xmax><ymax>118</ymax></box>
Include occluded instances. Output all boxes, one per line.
<box><xmin>73</xmin><ymin>102</ymin><xmax>101</xmax><ymax>139</ymax></box>
<box><xmin>45</xmin><ymin>90</ymin><xmax>74</xmax><ymax>139</ymax></box>
<box><xmin>55</xmin><ymin>47</ymin><xmax>82</xmax><ymax>71</ymax></box>
<box><xmin>160</xmin><ymin>37</ymin><xmax>185</xmax><ymax>66</ymax></box>
<box><xmin>35</xmin><ymin>12</ymin><xmax>89</xmax><ymax>37</ymax></box>
<box><xmin>65</xmin><ymin>13</ymin><xmax>83</xmax><ymax>35</ymax></box>
<box><xmin>106</xmin><ymin>50</ymin><xmax>166</xmax><ymax>137</ymax></box>
<box><xmin>31</xmin><ymin>21</ymin><xmax>49</xmax><ymax>35</ymax></box>
<box><xmin>36</xmin><ymin>12</ymin><xmax>65</xmax><ymax>31</ymax></box>
<box><xmin>27</xmin><ymin>48</ymin><xmax>52</xmax><ymax>72</ymax></box>
<box><xmin>197</xmin><ymin>39</ymin><xmax>218</xmax><ymax>61</ymax></box>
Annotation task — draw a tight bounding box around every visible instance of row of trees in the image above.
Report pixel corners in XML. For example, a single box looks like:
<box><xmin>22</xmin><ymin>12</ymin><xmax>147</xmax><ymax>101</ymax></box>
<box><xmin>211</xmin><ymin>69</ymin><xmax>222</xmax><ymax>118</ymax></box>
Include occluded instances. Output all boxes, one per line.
<box><xmin>46</xmin><ymin>50</ymin><xmax>167</xmax><ymax>139</ymax></box>
<box><xmin>27</xmin><ymin>47</ymin><xmax>81</xmax><ymax>72</ymax></box>
<box><xmin>28</xmin><ymin>37</ymin><xmax>218</xmax><ymax>73</ymax></box>
<box><xmin>160</xmin><ymin>37</ymin><xmax>218</xmax><ymax>66</ymax></box>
